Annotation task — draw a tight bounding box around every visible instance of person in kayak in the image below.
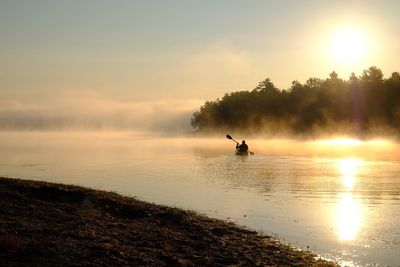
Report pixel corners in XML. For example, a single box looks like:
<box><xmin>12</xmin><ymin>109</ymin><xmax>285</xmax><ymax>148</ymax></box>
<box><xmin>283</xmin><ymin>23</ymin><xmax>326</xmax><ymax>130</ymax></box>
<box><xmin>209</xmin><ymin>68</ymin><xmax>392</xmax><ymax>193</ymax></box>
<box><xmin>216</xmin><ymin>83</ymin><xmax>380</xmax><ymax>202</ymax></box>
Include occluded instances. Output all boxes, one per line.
<box><xmin>236</xmin><ymin>140</ymin><xmax>249</xmax><ymax>153</ymax></box>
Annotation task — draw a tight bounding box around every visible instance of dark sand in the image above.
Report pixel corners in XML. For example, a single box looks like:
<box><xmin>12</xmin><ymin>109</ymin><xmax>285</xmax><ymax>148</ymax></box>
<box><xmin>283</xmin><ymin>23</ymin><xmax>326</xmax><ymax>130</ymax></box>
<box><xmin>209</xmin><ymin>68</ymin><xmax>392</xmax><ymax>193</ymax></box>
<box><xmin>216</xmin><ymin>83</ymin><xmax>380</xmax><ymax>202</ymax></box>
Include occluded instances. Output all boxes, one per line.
<box><xmin>0</xmin><ymin>177</ymin><xmax>337</xmax><ymax>266</ymax></box>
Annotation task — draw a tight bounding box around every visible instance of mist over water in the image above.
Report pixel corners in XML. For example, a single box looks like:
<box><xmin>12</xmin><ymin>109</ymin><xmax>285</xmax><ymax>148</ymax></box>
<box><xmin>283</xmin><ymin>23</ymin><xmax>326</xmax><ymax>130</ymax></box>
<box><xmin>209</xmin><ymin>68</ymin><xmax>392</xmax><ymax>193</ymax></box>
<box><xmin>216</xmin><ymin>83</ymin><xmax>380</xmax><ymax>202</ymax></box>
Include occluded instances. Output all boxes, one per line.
<box><xmin>0</xmin><ymin>95</ymin><xmax>202</xmax><ymax>133</ymax></box>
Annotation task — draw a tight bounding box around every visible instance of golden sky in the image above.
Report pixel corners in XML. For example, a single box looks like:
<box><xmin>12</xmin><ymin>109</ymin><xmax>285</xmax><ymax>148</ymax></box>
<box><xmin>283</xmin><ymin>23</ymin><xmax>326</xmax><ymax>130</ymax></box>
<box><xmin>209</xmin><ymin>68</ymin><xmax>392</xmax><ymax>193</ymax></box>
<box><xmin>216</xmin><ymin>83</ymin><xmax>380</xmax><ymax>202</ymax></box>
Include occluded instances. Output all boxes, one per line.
<box><xmin>1</xmin><ymin>1</ymin><xmax>399</xmax><ymax>130</ymax></box>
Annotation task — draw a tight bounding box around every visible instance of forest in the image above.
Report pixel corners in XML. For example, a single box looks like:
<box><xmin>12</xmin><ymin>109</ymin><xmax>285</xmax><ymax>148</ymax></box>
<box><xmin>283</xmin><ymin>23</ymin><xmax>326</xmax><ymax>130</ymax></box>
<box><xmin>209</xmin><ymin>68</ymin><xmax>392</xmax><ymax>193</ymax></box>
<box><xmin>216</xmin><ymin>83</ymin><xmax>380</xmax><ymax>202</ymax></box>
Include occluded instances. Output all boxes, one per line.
<box><xmin>191</xmin><ymin>66</ymin><xmax>400</xmax><ymax>137</ymax></box>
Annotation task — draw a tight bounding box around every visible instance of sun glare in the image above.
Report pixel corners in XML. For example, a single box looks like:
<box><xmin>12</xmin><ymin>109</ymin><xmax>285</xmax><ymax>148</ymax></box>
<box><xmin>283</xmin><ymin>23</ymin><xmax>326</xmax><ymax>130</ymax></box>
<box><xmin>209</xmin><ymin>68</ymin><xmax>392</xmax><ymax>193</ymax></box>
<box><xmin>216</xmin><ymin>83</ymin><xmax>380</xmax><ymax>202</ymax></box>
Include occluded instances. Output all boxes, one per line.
<box><xmin>338</xmin><ymin>158</ymin><xmax>360</xmax><ymax>177</ymax></box>
<box><xmin>338</xmin><ymin>158</ymin><xmax>364</xmax><ymax>190</ymax></box>
<box><xmin>318</xmin><ymin>138</ymin><xmax>363</xmax><ymax>147</ymax></box>
<box><xmin>336</xmin><ymin>192</ymin><xmax>362</xmax><ymax>241</ymax></box>
<box><xmin>335</xmin><ymin>158</ymin><xmax>365</xmax><ymax>241</ymax></box>
<box><xmin>330</xmin><ymin>28</ymin><xmax>368</xmax><ymax>64</ymax></box>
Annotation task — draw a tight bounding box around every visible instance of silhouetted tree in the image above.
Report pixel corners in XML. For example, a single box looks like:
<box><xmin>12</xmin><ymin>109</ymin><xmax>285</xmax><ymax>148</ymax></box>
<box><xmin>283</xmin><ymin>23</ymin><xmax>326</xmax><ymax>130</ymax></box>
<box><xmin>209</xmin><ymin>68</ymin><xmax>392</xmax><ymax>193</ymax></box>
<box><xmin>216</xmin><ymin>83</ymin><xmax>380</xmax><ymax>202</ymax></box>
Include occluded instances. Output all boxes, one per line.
<box><xmin>361</xmin><ymin>66</ymin><xmax>384</xmax><ymax>82</ymax></box>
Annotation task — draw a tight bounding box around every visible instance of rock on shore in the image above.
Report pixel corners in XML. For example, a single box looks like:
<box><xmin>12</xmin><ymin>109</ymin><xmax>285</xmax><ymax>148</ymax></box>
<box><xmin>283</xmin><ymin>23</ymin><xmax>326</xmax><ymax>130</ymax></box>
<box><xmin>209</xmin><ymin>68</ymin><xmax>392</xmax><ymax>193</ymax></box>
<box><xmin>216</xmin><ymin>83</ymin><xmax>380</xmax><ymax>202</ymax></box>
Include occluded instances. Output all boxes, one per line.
<box><xmin>0</xmin><ymin>177</ymin><xmax>336</xmax><ymax>266</ymax></box>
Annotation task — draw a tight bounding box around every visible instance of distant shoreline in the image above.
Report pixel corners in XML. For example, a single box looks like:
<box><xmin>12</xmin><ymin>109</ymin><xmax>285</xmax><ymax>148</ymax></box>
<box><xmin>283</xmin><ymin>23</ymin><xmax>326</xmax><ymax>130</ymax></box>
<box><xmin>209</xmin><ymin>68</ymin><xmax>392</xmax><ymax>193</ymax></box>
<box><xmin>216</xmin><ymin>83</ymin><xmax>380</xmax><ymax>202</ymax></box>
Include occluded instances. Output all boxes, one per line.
<box><xmin>0</xmin><ymin>177</ymin><xmax>336</xmax><ymax>266</ymax></box>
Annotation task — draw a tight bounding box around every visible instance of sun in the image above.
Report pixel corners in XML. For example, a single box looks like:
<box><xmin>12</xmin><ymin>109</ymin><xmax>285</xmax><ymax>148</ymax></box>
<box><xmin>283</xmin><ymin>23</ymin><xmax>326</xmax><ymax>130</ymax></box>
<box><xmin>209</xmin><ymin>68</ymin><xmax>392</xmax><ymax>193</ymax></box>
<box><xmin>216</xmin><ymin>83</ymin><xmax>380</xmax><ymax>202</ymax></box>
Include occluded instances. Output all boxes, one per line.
<box><xmin>330</xmin><ymin>28</ymin><xmax>368</xmax><ymax>64</ymax></box>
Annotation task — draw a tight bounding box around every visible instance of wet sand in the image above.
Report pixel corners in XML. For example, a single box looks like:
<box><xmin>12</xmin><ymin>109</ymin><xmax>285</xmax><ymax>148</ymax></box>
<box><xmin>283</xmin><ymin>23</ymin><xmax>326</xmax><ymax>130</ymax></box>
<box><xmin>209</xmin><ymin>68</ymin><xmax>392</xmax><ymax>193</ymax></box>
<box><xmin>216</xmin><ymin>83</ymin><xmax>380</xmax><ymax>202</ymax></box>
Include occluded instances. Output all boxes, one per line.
<box><xmin>0</xmin><ymin>177</ymin><xmax>337</xmax><ymax>266</ymax></box>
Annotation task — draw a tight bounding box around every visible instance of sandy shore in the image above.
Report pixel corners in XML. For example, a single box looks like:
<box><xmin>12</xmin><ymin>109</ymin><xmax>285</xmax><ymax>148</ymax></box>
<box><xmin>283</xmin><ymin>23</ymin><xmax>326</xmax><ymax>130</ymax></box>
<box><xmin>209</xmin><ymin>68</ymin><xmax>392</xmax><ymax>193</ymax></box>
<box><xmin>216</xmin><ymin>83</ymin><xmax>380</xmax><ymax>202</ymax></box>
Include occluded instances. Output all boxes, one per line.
<box><xmin>0</xmin><ymin>177</ymin><xmax>337</xmax><ymax>266</ymax></box>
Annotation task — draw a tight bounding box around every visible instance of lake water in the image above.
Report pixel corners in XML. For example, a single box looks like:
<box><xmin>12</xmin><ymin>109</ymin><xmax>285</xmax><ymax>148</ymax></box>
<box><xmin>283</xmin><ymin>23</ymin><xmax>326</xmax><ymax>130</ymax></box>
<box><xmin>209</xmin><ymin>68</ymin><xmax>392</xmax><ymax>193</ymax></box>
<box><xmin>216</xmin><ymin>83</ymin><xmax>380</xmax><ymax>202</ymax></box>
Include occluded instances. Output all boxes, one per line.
<box><xmin>1</xmin><ymin>132</ymin><xmax>400</xmax><ymax>266</ymax></box>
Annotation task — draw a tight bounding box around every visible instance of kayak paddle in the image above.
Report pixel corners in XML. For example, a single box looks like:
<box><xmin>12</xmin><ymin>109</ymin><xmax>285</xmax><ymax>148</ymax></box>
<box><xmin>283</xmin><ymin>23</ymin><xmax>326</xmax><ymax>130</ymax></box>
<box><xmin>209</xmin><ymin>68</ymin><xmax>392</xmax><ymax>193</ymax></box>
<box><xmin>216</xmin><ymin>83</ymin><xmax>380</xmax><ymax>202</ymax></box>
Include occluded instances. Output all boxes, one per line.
<box><xmin>226</xmin><ymin>134</ymin><xmax>238</xmax><ymax>144</ymax></box>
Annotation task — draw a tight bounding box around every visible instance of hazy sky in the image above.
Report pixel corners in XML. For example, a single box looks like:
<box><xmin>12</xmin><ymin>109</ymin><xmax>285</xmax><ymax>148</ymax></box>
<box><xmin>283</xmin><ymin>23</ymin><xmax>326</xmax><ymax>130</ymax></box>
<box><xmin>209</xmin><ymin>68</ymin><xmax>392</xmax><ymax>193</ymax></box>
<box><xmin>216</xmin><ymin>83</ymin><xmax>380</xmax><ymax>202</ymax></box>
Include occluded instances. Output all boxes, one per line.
<box><xmin>1</xmin><ymin>1</ymin><xmax>399</xmax><ymax>130</ymax></box>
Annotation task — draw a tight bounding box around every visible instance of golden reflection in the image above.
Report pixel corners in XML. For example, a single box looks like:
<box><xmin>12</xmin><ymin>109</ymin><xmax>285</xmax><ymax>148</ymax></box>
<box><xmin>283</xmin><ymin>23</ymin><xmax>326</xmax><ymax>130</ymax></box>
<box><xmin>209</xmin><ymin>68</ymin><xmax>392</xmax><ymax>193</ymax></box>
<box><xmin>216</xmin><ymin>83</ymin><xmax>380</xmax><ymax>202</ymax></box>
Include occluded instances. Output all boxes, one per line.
<box><xmin>338</xmin><ymin>158</ymin><xmax>358</xmax><ymax>176</ymax></box>
<box><xmin>336</xmin><ymin>192</ymin><xmax>362</xmax><ymax>241</ymax></box>
<box><xmin>334</xmin><ymin>158</ymin><xmax>365</xmax><ymax>241</ymax></box>
<box><xmin>342</xmin><ymin>175</ymin><xmax>355</xmax><ymax>190</ymax></box>
<box><xmin>338</xmin><ymin>158</ymin><xmax>363</xmax><ymax>190</ymax></box>
<box><xmin>318</xmin><ymin>138</ymin><xmax>363</xmax><ymax>147</ymax></box>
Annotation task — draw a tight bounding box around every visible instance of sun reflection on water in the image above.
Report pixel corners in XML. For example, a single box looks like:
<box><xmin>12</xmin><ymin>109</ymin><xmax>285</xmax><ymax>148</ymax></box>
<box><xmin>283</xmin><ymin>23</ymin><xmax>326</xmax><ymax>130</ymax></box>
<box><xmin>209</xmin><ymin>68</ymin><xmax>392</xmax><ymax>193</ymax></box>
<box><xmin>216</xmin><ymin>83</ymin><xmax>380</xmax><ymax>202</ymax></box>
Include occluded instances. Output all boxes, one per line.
<box><xmin>324</xmin><ymin>138</ymin><xmax>363</xmax><ymax>146</ymax></box>
<box><xmin>338</xmin><ymin>158</ymin><xmax>363</xmax><ymax>190</ymax></box>
<box><xmin>336</xmin><ymin>192</ymin><xmax>362</xmax><ymax>241</ymax></box>
<box><xmin>335</xmin><ymin>158</ymin><xmax>365</xmax><ymax>241</ymax></box>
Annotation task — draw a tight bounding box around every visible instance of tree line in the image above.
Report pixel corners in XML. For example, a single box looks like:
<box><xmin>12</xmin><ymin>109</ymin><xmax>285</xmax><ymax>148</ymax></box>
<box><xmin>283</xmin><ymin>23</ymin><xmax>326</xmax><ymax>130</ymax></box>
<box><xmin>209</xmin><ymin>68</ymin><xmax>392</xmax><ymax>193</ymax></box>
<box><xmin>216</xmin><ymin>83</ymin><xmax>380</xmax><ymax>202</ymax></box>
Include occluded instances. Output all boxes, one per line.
<box><xmin>191</xmin><ymin>66</ymin><xmax>400</xmax><ymax>137</ymax></box>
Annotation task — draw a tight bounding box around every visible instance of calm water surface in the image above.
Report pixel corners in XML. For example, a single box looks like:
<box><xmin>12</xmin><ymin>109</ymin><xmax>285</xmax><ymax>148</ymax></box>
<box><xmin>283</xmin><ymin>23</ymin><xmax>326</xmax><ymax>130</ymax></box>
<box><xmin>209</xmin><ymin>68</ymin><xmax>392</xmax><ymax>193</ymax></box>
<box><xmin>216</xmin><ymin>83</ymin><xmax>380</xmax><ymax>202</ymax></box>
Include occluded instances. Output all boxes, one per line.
<box><xmin>1</xmin><ymin>132</ymin><xmax>400</xmax><ymax>266</ymax></box>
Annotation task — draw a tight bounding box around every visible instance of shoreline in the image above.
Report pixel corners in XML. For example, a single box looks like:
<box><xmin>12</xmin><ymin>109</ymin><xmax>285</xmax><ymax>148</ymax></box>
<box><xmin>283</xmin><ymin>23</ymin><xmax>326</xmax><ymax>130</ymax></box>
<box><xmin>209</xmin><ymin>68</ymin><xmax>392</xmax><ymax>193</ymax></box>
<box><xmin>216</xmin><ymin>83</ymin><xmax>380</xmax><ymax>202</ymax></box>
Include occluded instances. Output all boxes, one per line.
<box><xmin>0</xmin><ymin>177</ymin><xmax>337</xmax><ymax>266</ymax></box>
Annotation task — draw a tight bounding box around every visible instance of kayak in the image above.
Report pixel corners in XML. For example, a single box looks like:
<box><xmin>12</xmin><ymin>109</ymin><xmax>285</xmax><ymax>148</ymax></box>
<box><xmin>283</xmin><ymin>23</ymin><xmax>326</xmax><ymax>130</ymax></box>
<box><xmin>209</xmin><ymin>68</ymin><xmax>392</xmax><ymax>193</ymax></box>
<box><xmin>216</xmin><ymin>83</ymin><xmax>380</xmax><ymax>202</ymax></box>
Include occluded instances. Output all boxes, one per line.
<box><xmin>235</xmin><ymin>149</ymin><xmax>250</xmax><ymax>156</ymax></box>
<box><xmin>235</xmin><ymin>149</ymin><xmax>255</xmax><ymax>156</ymax></box>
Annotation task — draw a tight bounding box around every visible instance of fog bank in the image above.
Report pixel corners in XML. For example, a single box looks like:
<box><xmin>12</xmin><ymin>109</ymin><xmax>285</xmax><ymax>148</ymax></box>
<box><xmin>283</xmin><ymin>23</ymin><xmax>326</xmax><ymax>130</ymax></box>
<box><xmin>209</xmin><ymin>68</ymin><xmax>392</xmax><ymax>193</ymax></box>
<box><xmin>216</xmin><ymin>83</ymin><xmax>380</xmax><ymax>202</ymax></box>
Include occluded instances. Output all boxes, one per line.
<box><xmin>0</xmin><ymin>94</ymin><xmax>202</xmax><ymax>133</ymax></box>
